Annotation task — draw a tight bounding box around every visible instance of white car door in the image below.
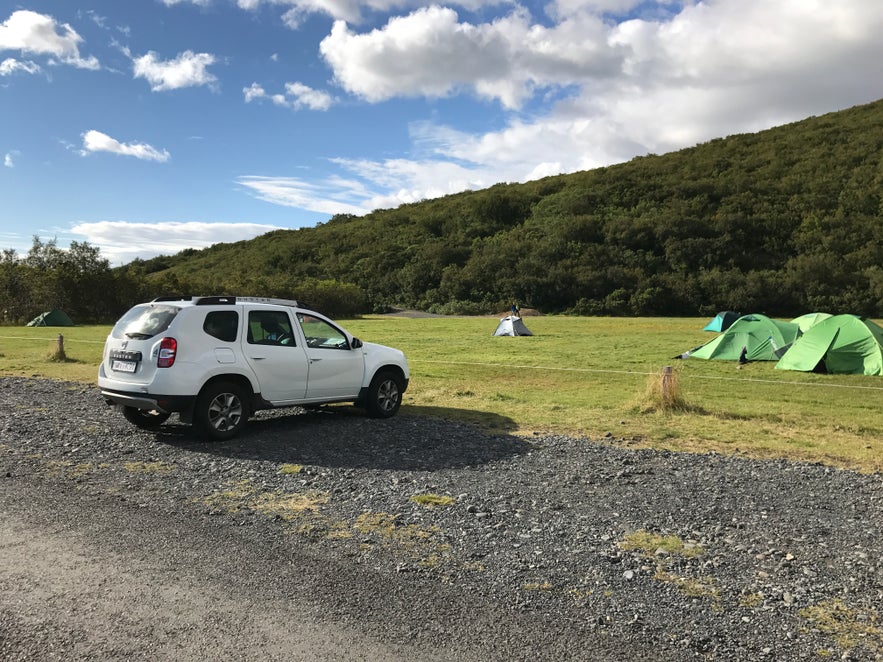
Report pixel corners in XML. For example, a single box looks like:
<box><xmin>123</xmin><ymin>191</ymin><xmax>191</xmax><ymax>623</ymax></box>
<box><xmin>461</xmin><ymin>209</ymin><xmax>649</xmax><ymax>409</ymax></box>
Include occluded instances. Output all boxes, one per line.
<box><xmin>297</xmin><ymin>313</ymin><xmax>365</xmax><ymax>399</ymax></box>
<box><xmin>242</xmin><ymin>309</ymin><xmax>309</xmax><ymax>402</ymax></box>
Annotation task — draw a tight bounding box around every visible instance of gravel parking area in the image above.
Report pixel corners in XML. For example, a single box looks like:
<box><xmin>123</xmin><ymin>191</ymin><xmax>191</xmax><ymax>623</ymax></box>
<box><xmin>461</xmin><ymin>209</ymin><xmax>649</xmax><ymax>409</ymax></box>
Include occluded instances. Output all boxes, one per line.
<box><xmin>2</xmin><ymin>377</ymin><xmax>882</xmax><ymax>660</ymax></box>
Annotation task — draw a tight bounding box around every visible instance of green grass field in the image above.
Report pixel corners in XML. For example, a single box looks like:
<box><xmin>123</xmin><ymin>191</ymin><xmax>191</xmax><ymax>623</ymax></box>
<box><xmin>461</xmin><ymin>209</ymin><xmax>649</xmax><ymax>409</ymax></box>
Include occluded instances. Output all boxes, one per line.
<box><xmin>2</xmin><ymin>316</ymin><xmax>881</xmax><ymax>472</ymax></box>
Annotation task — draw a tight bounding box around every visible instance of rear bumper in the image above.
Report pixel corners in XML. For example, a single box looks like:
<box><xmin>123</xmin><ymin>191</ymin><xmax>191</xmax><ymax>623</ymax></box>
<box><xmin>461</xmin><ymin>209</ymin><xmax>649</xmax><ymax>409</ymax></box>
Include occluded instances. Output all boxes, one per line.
<box><xmin>101</xmin><ymin>388</ymin><xmax>195</xmax><ymax>414</ymax></box>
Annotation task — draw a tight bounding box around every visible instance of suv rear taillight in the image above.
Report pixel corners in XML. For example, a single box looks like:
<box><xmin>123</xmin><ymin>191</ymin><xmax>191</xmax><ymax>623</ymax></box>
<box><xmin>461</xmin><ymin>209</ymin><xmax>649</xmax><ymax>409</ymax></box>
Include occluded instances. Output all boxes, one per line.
<box><xmin>157</xmin><ymin>337</ymin><xmax>178</xmax><ymax>368</ymax></box>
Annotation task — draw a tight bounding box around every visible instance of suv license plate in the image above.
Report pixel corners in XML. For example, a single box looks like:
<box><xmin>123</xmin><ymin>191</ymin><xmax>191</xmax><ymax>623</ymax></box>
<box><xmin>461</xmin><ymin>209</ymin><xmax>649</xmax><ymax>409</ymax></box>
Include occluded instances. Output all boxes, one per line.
<box><xmin>111</xmin><ymin>359</ymin><xmax>137</xmax><ymax>373</ymax></box>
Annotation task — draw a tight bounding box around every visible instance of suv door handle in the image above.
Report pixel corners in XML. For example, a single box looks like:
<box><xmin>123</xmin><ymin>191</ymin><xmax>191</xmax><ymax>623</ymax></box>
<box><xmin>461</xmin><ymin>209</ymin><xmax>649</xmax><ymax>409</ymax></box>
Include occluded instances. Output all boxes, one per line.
<box><xmin>310</xmin><ymin>358</ymin><xmax>322</xmax><ymax>363</ymax></box>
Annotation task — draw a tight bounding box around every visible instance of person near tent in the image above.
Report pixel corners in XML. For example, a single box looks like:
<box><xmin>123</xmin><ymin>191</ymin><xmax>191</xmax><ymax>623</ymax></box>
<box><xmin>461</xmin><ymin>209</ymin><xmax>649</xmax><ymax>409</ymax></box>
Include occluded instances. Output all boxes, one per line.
<box><xmin>511</xmin><ymin>302</ymin><xmax>521</xmax><ymax>318</ymax></box>
<box><xmin>738</xmin><ymin>346</ymin><xmax>749</xmax><ymax>364</ymax></box>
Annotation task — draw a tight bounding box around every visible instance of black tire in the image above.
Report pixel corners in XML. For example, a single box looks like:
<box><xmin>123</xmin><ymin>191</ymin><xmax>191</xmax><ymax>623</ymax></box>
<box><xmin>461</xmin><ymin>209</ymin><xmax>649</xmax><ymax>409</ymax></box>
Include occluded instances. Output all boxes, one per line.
<box><xmin>193</xmin><ymin>381</ymin><xmax>248</xmax><ymax>440</ymax></box>
<box><xmin>122</xmin><ymin>406</ymin><xmax>171</xmax><ymax>430</ymax></box>
<box><xmin>365</xmin><ymin>370</ymin><xmax>403</xmax><ymax>418</ymax></box>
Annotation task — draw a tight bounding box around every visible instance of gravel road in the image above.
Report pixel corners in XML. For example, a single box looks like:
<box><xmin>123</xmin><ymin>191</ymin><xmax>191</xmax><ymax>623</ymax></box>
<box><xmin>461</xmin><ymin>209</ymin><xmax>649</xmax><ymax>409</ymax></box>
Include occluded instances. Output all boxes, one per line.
<box><xmin>1</xmin><ymin>377</ymin><xmax>881</xmax><ymax>660</ymax></box>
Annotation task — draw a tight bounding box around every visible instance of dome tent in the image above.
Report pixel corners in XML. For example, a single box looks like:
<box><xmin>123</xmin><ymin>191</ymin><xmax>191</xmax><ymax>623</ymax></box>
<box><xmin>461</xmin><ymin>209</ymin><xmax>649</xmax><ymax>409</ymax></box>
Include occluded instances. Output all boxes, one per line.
<box><xmin>689</xmin><ymin>314</ymin><xmax>799</xmax><ymax>361</ymax></box>
<box><xmin>493</xmin><ymin>316</ymin><xmax>533</xmax><ymax>336</ymax></box>
<box><xmin>26</xmin><ymin>310</ymin><xmax>75</xmax><ymax>327</ymax></box>
<box><xmin>790</xmin><ymin>312</ymin><xmax>832</xmax><ymax>334</ymax></box>
<box><xmin>702</xmin><ymin>311</ymin><xmax>741</xmax><ymax>332</ymax></box>
<box><xmin>775</xmin><ymin>315</ymin><xmax>883</xmax><ymax>375</ymax></box>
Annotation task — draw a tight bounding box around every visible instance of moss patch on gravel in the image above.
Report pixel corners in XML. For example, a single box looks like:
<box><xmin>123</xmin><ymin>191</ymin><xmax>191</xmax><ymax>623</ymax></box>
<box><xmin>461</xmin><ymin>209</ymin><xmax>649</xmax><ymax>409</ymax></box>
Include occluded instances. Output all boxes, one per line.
<box><xmin>410</xmin><ymin>493</ymin><xmax>455</xmax><ymax>507</ymax></box>
<box><xmin>799</xmin><ymin>599</ymin><xmax>882</xmax><ymax>655</ymax></box>
<box><xmin>43</xmin><ymin>460</ymin><xmax>109</xmax><ymax>478</ymax></box>
<box><xmin>198</xmin><ymin>479</ymin><xmax>328</xmax><ymax>519</ymax></box>
<box><xmin>195</xmin><ymin>483</ymin><xmax>449</xmax><ymax>565</ymax></box>
<box><xmin>123</xmin><ymin>461</ymin><xmax>175</xmax><ymax>474</ymax></box>
<box><xmin>619</xmin><ymin>530</ymin><xmax>704</xmax><ymax>559</ymax></box>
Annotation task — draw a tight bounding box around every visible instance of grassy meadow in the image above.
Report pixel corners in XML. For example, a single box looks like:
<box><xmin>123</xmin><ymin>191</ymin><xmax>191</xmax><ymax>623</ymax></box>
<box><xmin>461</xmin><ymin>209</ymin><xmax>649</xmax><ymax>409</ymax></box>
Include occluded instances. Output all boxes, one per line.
<box><xmin>1</xmin><ymin>316</ymin><xmax>881</xmax><ymax>472</ymax></box>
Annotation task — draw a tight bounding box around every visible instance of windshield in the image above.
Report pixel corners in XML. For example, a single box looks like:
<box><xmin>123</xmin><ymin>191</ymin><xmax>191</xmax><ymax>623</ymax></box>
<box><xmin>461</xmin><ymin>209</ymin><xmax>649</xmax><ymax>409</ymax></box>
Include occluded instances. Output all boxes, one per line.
<box><xmin>111</xmin><ymin>304</ymin><xmax>180</xmax><ymax>340</ymax></box>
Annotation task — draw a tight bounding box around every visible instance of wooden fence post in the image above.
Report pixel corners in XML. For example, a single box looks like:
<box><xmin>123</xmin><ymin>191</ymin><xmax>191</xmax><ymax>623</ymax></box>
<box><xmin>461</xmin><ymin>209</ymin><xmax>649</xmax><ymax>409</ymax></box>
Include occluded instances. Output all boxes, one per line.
<box><xmin>54</xmin><ymin>333</ymin><xmax>66</xmax><ymax>361</ymax></box>
<box><xmin>661</xmin><ymin>365</ymin><xmax>672</xmax><ymax>401</ymax></box>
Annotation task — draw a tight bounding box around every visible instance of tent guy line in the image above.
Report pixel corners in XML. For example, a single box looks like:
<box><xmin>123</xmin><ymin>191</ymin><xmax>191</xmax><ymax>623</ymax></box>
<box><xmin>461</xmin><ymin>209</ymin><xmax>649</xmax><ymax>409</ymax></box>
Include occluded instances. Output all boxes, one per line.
<box><xmin>417</xmin><ymin>360</ymin><xmax>883</xmax><ymax>391</ymax></box>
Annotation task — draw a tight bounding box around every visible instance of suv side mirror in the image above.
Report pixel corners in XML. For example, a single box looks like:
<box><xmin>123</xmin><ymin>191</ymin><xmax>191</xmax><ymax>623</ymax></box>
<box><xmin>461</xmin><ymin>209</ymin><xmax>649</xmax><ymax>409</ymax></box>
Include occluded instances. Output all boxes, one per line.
<box><xmin>351</xmin><ymin>337</ymin><xmax>363</xmax><ymax>349</ymax></box>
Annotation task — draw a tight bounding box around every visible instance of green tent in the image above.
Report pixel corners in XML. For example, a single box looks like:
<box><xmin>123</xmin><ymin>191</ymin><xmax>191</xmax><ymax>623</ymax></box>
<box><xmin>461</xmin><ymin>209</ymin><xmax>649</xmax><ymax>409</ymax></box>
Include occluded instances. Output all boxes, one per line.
<box><xmin>702</xmin><ymin>310</ymin><xmax>741</xmax><ymax>332</ymax></box>
<box><xmin>26</xmin><ymin>310</ymin><xmax>75</xmax><ymax>327</ymax></box>
<box><xmin>790</xmin><ymin>312</ymin><xmax>832</xmax><ymax>333</ymax></box>
<box><xmin>775</xmin><ymin>315</ymin><xmax>883</xmax><ymax>375</ymax></box>
<box><xmin>689</xmin><ymin>314</ymin><xmax>800</xmax><ymax>361</ymax></box>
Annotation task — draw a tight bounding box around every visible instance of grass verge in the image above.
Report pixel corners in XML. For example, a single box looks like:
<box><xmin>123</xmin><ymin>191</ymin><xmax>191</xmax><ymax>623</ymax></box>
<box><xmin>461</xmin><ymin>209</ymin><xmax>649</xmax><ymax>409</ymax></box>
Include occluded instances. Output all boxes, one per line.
<box><xmin>2</xmin><ymin>317</ymin><xmax>881</xmax><ymax>472</ymax></box>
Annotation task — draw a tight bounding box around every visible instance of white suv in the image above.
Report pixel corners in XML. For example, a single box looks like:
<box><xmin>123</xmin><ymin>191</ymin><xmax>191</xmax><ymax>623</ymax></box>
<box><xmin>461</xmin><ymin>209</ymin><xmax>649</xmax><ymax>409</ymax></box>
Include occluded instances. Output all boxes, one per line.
<box><xmin>98</xmin><ymin>296</ymin><xmax>410</xmax><ymax>440</ymax></box>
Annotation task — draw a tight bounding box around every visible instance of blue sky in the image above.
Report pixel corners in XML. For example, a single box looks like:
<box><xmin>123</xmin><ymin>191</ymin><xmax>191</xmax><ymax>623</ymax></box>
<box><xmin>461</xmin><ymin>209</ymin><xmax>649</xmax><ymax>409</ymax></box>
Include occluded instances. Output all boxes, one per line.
<box><xmin>2</xmin><ymin>0</ymin><xmax>882</xmax><ymax>265</ymax></box>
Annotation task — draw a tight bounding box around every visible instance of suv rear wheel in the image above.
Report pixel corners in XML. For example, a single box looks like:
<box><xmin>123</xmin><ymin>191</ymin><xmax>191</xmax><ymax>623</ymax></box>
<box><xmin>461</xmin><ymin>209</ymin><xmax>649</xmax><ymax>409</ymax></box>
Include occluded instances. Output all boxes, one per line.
<box><xmin>194</xmin><ymin>381</ymin><xmax>248</xmax><ymax>440</ymax></box>
<box><xmin>365</xmin><ymin>370</ymin><xmax>403</xmax><ymax>418</ymax></box>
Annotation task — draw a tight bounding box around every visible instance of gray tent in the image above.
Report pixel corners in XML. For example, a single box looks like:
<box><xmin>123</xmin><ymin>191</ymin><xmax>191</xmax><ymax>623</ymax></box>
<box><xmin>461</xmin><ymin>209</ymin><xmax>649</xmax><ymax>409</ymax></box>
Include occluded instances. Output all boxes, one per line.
<box><xmin>493</xmin><ymin>316</ymin><xmax>533</xmax><ymax>336</ymax></box>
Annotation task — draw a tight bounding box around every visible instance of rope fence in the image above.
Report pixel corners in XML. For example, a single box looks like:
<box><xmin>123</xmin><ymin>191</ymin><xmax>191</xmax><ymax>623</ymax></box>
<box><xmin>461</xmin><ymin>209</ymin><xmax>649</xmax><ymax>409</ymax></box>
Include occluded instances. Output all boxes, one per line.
<box><xmin>0</xmin><ymin>334</ymin><xmax>106</xmax><ymax>344</ymax></box>
<box><xmin>416</xmin><ymin>359</ymin><xmax>883</xmax><ymax>391</ymax></box>
<box><xmin>4</xmin><ymin>335</ymin><xmax>883</xmax><ymax>391</ymax></box>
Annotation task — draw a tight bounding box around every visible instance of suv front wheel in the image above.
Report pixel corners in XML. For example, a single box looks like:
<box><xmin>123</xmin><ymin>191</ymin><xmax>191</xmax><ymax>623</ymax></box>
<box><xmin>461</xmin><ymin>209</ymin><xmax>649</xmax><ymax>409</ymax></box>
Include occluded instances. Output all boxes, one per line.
<box><xmin>365</xmin><ymin>370</ymin><xmax>404</xmax><ymax>418</ymax></box>
<box><xmin>194</xmin><ymin>381</ymin><xmax>248</xmax><ymax>440</ymax></box>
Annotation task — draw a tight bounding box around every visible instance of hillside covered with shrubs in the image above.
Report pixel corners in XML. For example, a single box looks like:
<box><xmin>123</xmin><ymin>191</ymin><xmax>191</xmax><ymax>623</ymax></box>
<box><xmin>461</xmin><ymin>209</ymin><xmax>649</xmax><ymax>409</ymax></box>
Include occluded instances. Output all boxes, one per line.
<box><xmin>3</xmin><ymin>99</ymin><xmax>881</xmax><ymax>322</ymax></box>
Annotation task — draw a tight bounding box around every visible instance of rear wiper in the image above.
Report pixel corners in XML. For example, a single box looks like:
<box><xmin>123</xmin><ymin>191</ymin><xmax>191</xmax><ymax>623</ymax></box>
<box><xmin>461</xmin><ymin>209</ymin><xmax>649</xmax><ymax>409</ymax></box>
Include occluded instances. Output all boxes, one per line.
<box><xmin>125</xmin><ymin>332</ymin><xmax>153</xmax><ymax>339</ymax></box>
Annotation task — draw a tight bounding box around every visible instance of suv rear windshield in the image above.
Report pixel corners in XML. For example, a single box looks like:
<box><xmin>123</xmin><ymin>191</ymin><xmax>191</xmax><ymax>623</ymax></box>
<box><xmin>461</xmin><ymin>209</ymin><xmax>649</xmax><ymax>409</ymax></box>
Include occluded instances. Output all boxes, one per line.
<box><xmin>111</xmin><ymin>304</ymin><xmax>181</xmax><ymax>340</ymax></box>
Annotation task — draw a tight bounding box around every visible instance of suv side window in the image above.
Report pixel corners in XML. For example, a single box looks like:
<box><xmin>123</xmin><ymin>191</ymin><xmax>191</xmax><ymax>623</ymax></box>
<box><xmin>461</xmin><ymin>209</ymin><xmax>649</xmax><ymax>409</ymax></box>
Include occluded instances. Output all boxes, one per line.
<box><xmin>248</xmin><ymin>311</ymin><xmax>296</xmax><ymax>346</ymax></box>
<box><xmin>297</xmin><ymin>314</ymin><xmax>348</xmax><ymax>349</ymax></box>
<box><xmin>204</xmin><ymin>311</ymin><xmax>238</xmax><ymax>342</ymax></box>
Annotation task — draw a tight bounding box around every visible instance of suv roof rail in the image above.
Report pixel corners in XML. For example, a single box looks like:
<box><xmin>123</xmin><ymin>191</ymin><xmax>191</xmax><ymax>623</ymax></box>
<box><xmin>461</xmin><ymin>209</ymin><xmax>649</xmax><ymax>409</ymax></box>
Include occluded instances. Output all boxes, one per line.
<box><xmin>194</xmin><ymin>296</ymin><xmax>237</xmax><ymax>306</ymax></box>
<box><xmin>235</xmin><ymin>296</ymin><xmax>299</xmax><ymax>307</ymax></box>
<box><xmin>150</xmin><ymin>295</ymin><xmax>300</xmax><ymax>307</ymax></box>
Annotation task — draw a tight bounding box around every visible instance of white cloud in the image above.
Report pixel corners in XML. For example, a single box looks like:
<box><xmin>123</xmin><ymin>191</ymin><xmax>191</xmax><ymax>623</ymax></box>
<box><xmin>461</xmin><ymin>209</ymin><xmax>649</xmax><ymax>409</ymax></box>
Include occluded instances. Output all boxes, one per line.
<box><xmin>0</xmin><ymin>10</ymin><xmax>99</xmax><ymax>69</ymax></box>
<box><xmin>0</xmin><ymin>57</ymin><xmax>42</xmax><ymax>76</ymax></box>
<box><xmin>245</xmin><ymin>82</ymin><xmax>270</xmax><ymax>104</ymax></box>
<box><xmin>319</xmin><ymin>6</ymin><xmax>622</xmax><ymax>109</ymax></box>
<box><xmin>244</xmin><ymin>81</ymin><xmax>335</xmax><ymax>110</ymax></box>
<box><xmin>237</xmin><ymin>0</ymin><xmax>504</xmax><ymax>26</ymax></box>
<box><xmin>4</xmin><ymin>150</ymin><xmax>18</xmax><ymax>168</ymax></box>
<box><xmin>547</xmin><ymin>0</ymin><xmax>667</xmax><ymax>21</ymax></box>
<box><xmin>71</xmin><ymin>221</ymin><xmax>283</xmax><ymax>264</ymax></box>
<box><xmin>132</xmin><ymin>50</ymin><xmax>218</xmax><ymax>91</ymax></box>
<box><xmin>243</xmin><ymin>81</ymin><xmax>266</xmax><ymax>102</ymax></box>
<box><xmin>80</xmin><ymin>130</ymin><xmax>171</xmax><ymax>162</ymax></box>
<box><xmin>313</xmin><ymin>115</ymin><xmax>635</xmax><ymax>212</ymax></box>
<box><xmin>295</xmin><ymin>0</ymin><xmax>883</xmax><ymax>210</ymax></box>
<box><xmin>330</xmin><ymin>155</ymin><xmax>495</xmax><ymax>209</ymax></box>
<box><xmin>284</xmin><ymin>82</ymin><xmax>335</xmax><ymax>110</ymax></box>
<box><xmin>237</xmin><ymin>176</ymin><xmax>370</xmax><ymax>215</ymax></box>
<box><xmin>317</xmin><ymin>0</ymin><xmax>882</xmax><ymax>113</ymax></box>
